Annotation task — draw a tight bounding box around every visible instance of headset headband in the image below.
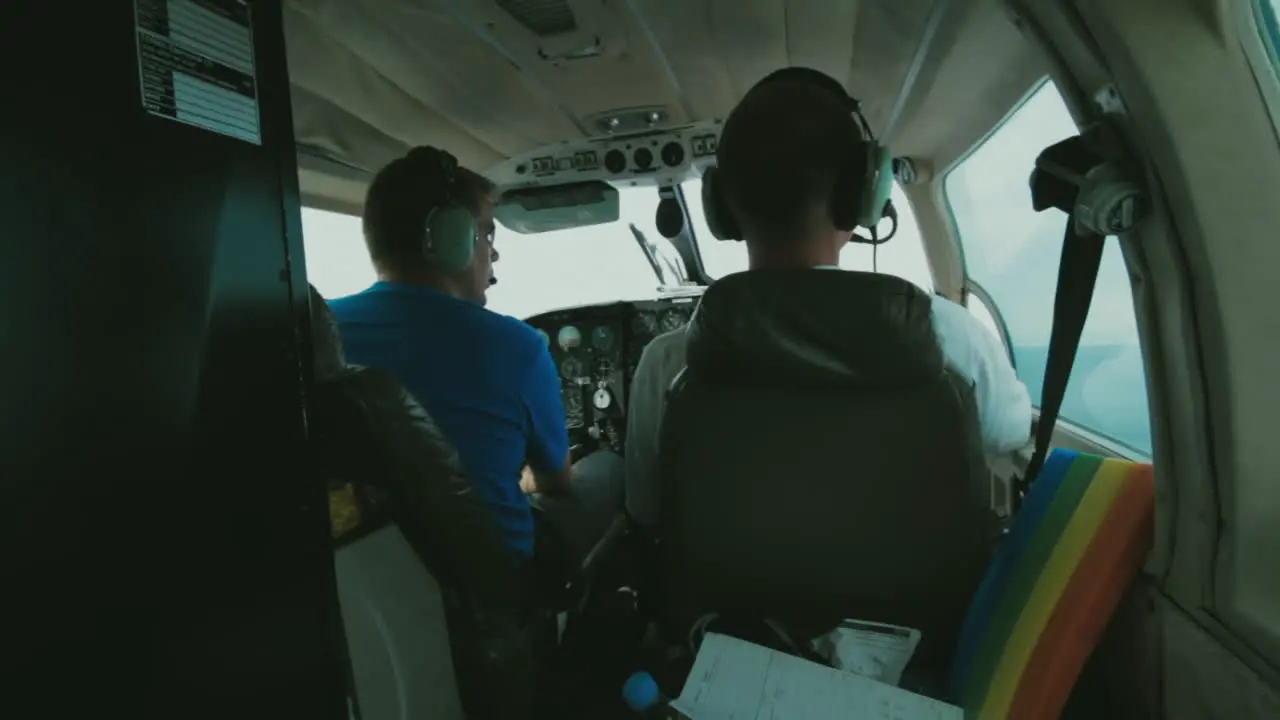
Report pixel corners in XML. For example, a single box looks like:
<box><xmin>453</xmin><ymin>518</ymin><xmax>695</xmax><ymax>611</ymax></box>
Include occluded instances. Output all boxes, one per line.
<box><xmin>404</xmin><ymin>146</ymin><xmax>458</xmax><ymax>209</ymax></box>
<box><xmin>701</xmin><ymin>67</ymin><xmax>894</xmax><ymax>238</ymax></box>
<box><xmin>751</xmin><ymin>67</ymin><xmax>874</xmax><ymax>141</ymax></box>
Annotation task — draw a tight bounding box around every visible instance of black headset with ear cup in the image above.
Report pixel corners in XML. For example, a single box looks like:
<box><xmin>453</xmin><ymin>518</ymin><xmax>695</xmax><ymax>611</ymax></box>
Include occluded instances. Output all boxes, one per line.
<box><xmin>700</xmin><ymin>67</ymin><xmax>894</xmax><ymax>241</ymax></box>
<box><xmin>403</xmin><ymin>146</ymin><xmax>479</xmax><ymax>273</ymax></box>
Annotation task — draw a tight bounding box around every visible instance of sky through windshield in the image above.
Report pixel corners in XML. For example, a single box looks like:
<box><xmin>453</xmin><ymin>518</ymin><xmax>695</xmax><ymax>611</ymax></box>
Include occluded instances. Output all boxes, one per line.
<box><xmin>304</xmin><ymin>185</ymin><xmax>677</xmax><ymax>318</ymax></box>
<box><xmin>303</xmin><ymin>182</ymin><xmax>937</xmax><ymax>317</ymax></box>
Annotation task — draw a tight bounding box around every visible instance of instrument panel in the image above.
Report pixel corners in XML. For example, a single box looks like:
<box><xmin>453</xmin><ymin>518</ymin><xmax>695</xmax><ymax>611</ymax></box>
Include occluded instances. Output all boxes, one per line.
<box><xmin>526</xmin><ymin>297</ymin><xmax>699</xmax><ymax>455</ymax></box>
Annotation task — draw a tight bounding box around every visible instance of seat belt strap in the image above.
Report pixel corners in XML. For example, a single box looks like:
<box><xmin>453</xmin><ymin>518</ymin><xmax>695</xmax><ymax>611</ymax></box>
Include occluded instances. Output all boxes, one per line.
<box><xmin>1014</xmin><ymin>125</ymin><xmax>1144</xmax><ymax>503</ymax></box>
<box><xmin>1020</xmin><ymin>223</ymin><xmax>1106</xmax><ymax>495</ymax></box>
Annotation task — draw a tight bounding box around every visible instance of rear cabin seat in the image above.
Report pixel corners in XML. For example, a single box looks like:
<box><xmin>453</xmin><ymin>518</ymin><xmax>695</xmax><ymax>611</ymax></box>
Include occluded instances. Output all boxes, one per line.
<box><xmin>949</xmin><ymin>449</ymin><xmax>1155</xmax><ymax>718</ymax></box>
<box><xmin>656</xmin><ymin>269</ymin><xmax>999</xmax><ymax>690</ymax></box>
<box><xmin>311</xmin><ymin>287</ymin><xmax>534</xmax><ymax>720</ymax></box>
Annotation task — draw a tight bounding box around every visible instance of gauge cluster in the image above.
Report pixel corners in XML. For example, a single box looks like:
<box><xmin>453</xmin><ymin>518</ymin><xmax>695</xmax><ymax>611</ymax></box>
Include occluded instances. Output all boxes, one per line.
<box><xmin>525</xmin><ymin>297</ymin><xmax>698</xmax><ymax>454</ymax></box>
<box><xmin>534</xmin><ymin>312</ymin><xmax>625</xmax><ymax>432</ymax></box>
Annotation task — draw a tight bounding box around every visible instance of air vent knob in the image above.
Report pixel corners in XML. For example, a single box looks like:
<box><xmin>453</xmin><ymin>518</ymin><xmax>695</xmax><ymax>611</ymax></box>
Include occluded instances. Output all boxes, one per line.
<box><xmin>661</xmin><ymin>141</ymin><xmax>685</xmax><ymax>167</ymax></box>
<box><xmin>604</xmin><ymin>149</ymin><xmax>627</xmax><ymax>174</ymax></box>
<box><xmin>633</xmin><ymin>147</ymin><xmax>653</xmax><ymax>170</ymax></box>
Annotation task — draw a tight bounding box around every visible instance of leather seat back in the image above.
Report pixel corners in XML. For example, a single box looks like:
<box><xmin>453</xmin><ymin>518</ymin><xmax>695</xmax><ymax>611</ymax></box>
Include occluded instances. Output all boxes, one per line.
<box><xmin>657</xmin><ymin>270</ymin><xmax>997</xmax><ymax>676</ymax></box>
<box><xmin>310</xmin><ymin>287</ymin><xmax>531</xmax><ymax>720</ymax></box>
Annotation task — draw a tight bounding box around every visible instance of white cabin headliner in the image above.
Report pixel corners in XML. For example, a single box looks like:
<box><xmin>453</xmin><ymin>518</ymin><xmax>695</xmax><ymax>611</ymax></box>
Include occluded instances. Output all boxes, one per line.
<box><xmin>283</xmin><ymin>0</ymin><xmax>1048</xmax><ymax>213</ymax></box>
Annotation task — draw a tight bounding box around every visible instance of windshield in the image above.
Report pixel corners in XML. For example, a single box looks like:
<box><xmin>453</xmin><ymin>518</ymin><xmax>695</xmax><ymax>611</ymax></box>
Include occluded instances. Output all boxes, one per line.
<box><xmin>303</xmin><ymin>186</ymin><xmax>683</xmax><ymax>318</ymax></box>
<box><xmin>683</xmin><ymin>181</ymin><xmax>935</xmax><ymax>292</ymax></box>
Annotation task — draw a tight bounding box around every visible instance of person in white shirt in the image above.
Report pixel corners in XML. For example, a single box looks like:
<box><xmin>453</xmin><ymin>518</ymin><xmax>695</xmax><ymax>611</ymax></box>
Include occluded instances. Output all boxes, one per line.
<box><xmin>624</xmin><ymin>68</ymin><xmax>1032</xmax><ymax>529</ymax></box>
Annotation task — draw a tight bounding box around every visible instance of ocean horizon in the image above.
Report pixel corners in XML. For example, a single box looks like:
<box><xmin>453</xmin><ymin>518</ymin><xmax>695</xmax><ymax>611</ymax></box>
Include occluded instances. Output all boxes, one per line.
<box><xmin>1013</xmin><ymin>343</ymin><xmax>1152</xmax><ymax>455</ymax></box>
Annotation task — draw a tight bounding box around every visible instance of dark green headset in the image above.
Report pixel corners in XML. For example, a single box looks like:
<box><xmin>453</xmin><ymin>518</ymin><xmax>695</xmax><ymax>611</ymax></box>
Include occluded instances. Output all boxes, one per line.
<box><xmin>404</xmin><ymin>146</ymin><xmax>480</xmax><ymax>273</ymax></box>
<box><xmin>700</xmin><ymin>67</ymin><xmax>894</xmax><ymax>241</ymax></box>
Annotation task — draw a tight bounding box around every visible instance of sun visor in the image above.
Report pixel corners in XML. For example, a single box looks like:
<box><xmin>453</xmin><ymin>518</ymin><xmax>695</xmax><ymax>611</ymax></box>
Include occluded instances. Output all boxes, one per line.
<box><xmin>495</xmin><ymin>181</ymin><xmax>619</xmax><ymax>233</ymax></box>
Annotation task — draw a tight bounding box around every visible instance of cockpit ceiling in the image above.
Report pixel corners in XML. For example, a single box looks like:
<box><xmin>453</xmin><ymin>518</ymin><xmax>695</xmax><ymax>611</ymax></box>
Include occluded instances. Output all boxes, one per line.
<box><xmin>285</xmin><ymin>0</ymin><xmax>1047</xmax><ymax>209</ymax></box>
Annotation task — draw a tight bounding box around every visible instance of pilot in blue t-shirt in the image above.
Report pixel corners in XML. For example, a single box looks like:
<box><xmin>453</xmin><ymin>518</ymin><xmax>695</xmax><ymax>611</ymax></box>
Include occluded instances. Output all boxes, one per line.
<box><xmin>330</xmin><ymin>282</ymin><xmax>567</xmax><ymax>558</ymax></box>
<box><xmin>326</xmin><ymin>147</ymin><xmax>573</xmax><ymax>559</ymax></box>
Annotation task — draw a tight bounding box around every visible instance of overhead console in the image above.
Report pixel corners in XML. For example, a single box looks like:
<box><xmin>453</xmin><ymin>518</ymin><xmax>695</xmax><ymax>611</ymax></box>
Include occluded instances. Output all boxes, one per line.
<box><xmin>486</xmin><ymin>119</ymin><xmax>723</xmax><ymax>191</ymax></box>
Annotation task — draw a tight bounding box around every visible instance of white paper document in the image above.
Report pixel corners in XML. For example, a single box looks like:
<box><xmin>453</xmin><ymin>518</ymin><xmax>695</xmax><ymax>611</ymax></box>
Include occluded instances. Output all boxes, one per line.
<box><xmin>811</xmin><ymin>619</ymin><xmax>923</xmax><ymax>687</ymax></box>
<box><xmin>671</xmin><ymin>633</ymin><xmax>962</xmax><ymax>720</ymax></box>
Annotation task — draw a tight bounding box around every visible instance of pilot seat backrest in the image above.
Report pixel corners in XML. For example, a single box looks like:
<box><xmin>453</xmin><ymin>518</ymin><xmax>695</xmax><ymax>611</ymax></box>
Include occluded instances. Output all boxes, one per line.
<box><xmin>310</xmin><ymin>286</ymin><xmax>533</xmax><ymax>720</ymax></box>
<box><xmin>656</xmin><ymin>269</ymin><xmax>998</xmax><ymax>681</ymax></box>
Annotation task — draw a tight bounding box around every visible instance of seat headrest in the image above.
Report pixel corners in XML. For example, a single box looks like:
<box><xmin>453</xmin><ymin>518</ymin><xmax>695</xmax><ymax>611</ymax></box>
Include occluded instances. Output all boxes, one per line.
<box><xmin>310</xmin><ymin>285</ymin><xmax>346</xmax><ymax>382</ymax></box>
<box><xmin>685</xmin><ymin>269</ymin><xmax>942</xmax><ymax>387</ymax></box>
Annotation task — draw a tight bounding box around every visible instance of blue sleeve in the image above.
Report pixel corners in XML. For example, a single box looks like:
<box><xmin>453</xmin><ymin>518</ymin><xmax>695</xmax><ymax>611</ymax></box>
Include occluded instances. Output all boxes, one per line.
<box><xmin>522</xmin><ymin>341</ymin><xmax>570</xmax><ymax>473</ymax></box>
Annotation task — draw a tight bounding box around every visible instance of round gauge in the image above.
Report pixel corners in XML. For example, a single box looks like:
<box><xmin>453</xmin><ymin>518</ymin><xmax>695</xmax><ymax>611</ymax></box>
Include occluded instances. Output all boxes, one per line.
<box><xmin>591</xmin><ymin>325</ymin><xmax>616</xmax><ymax>351</ymax></box>
<box><xmin>632</xmin><ymin>312</ymin><xmax>657</xmax><ymax>334</ymax></box>
<box><xmin>534</xmin><ymin>328</ymin><xmax>550</xmax><ymax>346</ymax></box>
<box><xmin>563</xmin><ymin>389</ymin><xmax>584</xmax><ymax>415</ymax></box>
<box><xmin>557</xmin><ymin>325</ymin><xmax>582</xmax><ymax>350</ymax></box>
<box><xmin>560</xmin><ymin>355</ymin><xmax>584</xmax><ymax>379</ymax></box>
<box><xmin>658</xmin><ymin>309</ymin><xmax>687</xmax><ymax>333</ymax></box>
<box><xmin>592</xmin><ymin>387</ymin><xmax>612</xmax><ymax>410</ymax></box>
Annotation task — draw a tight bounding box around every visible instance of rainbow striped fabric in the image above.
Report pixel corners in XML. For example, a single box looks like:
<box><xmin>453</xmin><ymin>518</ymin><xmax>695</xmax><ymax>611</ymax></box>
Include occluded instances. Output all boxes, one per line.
<box><xmin>948</xmin><ymin>449</ymin><xmax>1155</xmax><ymax>719</ymax></box>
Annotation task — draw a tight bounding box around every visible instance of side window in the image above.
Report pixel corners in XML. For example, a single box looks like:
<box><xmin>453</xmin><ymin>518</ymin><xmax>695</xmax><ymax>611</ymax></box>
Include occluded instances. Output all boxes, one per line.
<box><xmin>945</xmin><ymin>81</ymin><xmax>1152</xmax><ymax>455</ymax></box>
<box><xmin>302</xmin><ymin>208</ymin><xmax>374</xmax><ymax>299</ymax></box>
<box><xmin>685</xmin><ymin>181</ymin><xmax>935</xmax><ymax>293</ymax></box>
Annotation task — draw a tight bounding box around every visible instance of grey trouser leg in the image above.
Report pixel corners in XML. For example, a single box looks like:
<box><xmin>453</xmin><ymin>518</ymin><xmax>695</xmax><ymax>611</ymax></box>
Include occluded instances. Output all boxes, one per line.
<box><xmin>532</xmin><ymin>450</ymin><xmax>626</xmax><ymax>565</ymax></box>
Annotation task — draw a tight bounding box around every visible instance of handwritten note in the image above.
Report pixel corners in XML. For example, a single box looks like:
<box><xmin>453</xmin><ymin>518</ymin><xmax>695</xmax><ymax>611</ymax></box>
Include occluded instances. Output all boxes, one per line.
<box><xmin>670</xmin><ymin>633</ymin><xmax>962</xmax><ymax>720</ymax></box>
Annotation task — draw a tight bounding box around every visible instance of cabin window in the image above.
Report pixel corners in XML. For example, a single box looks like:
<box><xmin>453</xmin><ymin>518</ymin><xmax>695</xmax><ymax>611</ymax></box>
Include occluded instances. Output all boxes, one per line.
<box><xmin>301</xmin><ymin>185</ymin><xmax>675</xmax><ymax>319</ymax></box>
<box><xmin>301</xmin><ymin>208</ymin><xmax>372</xmax><ymax>299</ymax></box>
<box><xmin>684</xmin><ymin>180</ymin><xmax>935</xmax><ymax>293</ymax></box>
<box><xmin>944</xmin><ymin>81</ymin><xmax>1151</xmax><ymax>456</ymax></box>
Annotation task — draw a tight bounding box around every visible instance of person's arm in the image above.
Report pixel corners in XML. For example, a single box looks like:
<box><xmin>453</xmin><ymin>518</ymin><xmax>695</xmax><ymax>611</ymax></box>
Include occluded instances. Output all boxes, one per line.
<box><xmin>930</xmin><ymin>297</ymin><xmax>1033</xmax><ymax>454</ymax></box>
<box><xmin>533</xmin><ymin>458</ymin><xmax>573</xmax><ymax>496</ymax></box>
<box><xmin>522</xmin><ymin>339</ymin><xmax>573</xmax><ymax>495</ymax></box>
<box><xmin>624</xmin><ymin>330</ymin><xmax>684</xmax><ymax>528</ymax></box>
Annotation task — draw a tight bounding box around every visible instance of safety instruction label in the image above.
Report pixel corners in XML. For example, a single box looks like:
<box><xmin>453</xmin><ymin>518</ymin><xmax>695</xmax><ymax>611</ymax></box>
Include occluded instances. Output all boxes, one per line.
<box><xmin>134</xmin><ymin>0</ymin><xmax>261</xmax><ymax>145</ymax></box>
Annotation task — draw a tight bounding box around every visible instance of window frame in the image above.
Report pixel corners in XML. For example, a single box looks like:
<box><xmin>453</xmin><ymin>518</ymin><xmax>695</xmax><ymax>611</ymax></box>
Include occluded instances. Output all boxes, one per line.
<box><xmin>1217</xmin><ymin>0</ymin><xmax>1280</xmax><ymax>673</ymax></box>
<box><xmin>964</xmin><ymin>282</ymin><xmax>1016</xmax><ymax>370</ymax></box>
<box><xmin>1255</xmin><ymin>0</ymin><xmax>1280</xmax><ymax>70</ymax></box>
<box><xmin>672</xmin><ymin>183</ymin><xmax>713</xmax><ymax>285</ymax></box>
<box><xmin>1244</xmin><ymin>0</ymin><xmax>1280</xmax><ymax>133</ymax></box>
